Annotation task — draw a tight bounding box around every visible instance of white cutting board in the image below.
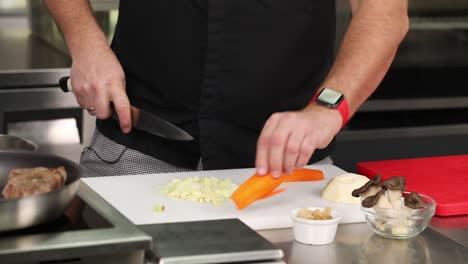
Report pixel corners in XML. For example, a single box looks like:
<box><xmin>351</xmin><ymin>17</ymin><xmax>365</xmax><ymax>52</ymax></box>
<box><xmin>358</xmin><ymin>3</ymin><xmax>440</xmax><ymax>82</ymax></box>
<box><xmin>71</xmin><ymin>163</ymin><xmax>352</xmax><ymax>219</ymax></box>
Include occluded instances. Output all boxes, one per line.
<box><xmin>82</xmin><ymin>165</ymin><xmax>365</xmax><ymax>230</ymax></box>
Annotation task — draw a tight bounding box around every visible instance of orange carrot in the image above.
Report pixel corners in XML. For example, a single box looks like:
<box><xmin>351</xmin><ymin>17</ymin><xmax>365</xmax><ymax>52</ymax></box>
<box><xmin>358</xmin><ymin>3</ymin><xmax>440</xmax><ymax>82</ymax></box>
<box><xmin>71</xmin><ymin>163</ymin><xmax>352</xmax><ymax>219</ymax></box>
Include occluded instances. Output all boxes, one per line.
<box><xmin>232</xmin><ymin>173</ymin><xmax>285</xmax><ymax>210</ymax></box>
<box><xmin>232</xmin><ymin>169</ymin><xmax>324</xmax><ymax>210</ymax></box>
<box><xmin>283</xmin><ymin>168</ymin><xmax>324</xmax><ymax>182</ymax></box>
<box><xmin>257</xmin><ymin>188</ymin><xmax>286</xmax><ymax>200</ymax></box>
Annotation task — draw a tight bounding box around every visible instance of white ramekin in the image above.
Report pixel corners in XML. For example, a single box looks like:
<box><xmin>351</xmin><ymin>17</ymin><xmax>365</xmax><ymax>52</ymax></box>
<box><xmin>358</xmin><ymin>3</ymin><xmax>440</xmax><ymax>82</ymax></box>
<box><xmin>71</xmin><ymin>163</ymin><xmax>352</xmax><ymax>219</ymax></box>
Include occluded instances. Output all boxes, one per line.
<box><xmin>290</xmin><ymin>207</ymin><xmax>342</xmax><ymax>245</ymax></box>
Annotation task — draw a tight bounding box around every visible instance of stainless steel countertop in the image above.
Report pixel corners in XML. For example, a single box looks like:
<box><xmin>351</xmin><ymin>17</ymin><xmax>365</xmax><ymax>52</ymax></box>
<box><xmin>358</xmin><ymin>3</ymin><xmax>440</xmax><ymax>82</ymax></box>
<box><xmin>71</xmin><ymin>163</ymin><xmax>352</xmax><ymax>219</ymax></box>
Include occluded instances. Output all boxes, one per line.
<box><xmin>259</xmin><ymin>217</ymin><xmax>468</xmax><ymax>264</ymax></box>
<box><xmin>429</xmin><ymin>214</ymin><xmax>468</xmax><ymax>248</ymax></box>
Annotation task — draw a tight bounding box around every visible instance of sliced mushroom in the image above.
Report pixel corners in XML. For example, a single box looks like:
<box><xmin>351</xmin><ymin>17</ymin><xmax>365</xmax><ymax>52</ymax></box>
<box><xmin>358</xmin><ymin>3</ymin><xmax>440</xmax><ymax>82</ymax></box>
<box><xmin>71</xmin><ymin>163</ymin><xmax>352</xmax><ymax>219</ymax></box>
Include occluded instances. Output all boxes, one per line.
<box><xmin>362</xmin><ymin>188</ymin><xmax>387</xmax><ymax>208</ymax></box>
<box><xmin>376</xmin><ymin>192</ymin><xmax>393</xmax><ymax>209</ymax></box>
<box><xmin>380</xmin><ymin>177</ymin><xmax>406</xmax><ymax>209</ymax></box>
<box><xmin>387</xmin><ymin>190</ymin><xmax>403</xmax><ymax>209</ymax></box>
<box><xmin>379</xmin><ymin>176</ymin><xmax>406</xmax><ymax>191</ymax></box>
<box><xmin>361</xmin><ymin>185</ymin><xmax>382</xmax><ymax>200</ymax></box>
<box><xmin>352</xmin><ymin>174</ymin><xmax>382</xmax><ymax>198</ymax></box>
<box><xmin>404</xmin><ymin>192</ymin><xmax>425</xmax><ymax>209</ymax></box>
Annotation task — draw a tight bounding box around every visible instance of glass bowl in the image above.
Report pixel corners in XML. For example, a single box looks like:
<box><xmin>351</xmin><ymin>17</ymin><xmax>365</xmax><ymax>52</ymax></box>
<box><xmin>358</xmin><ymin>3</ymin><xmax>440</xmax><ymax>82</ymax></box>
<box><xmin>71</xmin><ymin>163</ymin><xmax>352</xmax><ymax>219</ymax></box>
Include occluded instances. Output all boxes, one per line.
<box><xmin>361</xmin><ymin>192</ymin><xmax>436</xmax><ymax>239</ymax></box>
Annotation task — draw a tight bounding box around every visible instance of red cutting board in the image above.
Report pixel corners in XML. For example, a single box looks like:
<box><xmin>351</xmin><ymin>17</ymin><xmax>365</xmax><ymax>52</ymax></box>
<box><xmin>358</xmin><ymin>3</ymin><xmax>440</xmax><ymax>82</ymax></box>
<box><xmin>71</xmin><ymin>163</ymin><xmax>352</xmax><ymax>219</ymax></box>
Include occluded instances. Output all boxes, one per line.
<box><xmin>357</xmin><ymin>155</ymin><xmax>468</xmax><ymax>216</ymax></box>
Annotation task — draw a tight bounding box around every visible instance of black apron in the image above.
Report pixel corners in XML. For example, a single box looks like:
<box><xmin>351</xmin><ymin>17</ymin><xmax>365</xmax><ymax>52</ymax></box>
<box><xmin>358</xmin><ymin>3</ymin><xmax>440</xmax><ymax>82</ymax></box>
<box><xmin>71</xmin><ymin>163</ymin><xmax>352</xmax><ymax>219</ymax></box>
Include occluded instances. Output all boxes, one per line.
<box><xmin>97</xmin><ymin>0</ymin><xmax>336</xmax><ymax>170</ymax></box>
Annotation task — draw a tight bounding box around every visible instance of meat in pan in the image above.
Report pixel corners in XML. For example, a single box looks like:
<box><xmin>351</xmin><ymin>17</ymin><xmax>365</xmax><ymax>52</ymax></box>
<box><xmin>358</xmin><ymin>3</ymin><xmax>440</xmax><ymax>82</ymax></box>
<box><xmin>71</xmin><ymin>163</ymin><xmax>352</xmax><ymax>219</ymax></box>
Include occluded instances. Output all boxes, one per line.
<box><xmin>1</xmin><ymin>166</ymin><xmax>67</xmax><ymax>199</ymax></box>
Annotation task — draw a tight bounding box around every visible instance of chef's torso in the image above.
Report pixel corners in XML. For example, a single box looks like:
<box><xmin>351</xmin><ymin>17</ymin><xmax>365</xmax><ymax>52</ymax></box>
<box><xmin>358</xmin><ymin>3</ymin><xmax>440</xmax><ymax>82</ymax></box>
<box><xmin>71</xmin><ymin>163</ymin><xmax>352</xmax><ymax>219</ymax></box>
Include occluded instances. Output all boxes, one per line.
<box><xmin>97</xmin><ymin>0</ymin><xmax>336</xmax><ymax>170</ymax></box>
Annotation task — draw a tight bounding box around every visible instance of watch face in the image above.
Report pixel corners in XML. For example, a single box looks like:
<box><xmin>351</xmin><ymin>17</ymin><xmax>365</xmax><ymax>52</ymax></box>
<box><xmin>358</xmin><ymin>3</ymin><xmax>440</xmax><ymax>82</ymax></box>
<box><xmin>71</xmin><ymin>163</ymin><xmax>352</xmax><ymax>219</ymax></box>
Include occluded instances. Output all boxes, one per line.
<box><xmin>316</xmin><ymin>88</ymin><xmax>344</xmax><ymax>108</ymax></box>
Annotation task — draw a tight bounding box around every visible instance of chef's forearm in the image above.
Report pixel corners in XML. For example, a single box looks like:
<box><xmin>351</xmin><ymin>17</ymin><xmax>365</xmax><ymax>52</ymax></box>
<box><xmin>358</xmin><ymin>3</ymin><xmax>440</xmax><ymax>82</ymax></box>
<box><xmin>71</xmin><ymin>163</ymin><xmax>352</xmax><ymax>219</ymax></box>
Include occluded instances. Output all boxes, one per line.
<box><xmin>44</xmin><ymin>0</ymin><xmax>109</xmax><ymax>59</ymax></box>
<box><xmin>319</xmin><ymin>0</ymin><xmax>409</xmax><ymax>115</ymax></box>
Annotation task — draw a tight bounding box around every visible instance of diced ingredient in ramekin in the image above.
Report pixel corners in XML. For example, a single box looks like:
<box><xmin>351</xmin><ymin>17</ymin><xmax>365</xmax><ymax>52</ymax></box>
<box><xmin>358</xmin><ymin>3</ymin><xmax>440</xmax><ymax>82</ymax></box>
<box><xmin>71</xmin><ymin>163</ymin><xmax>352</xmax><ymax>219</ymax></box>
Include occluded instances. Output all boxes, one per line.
<box><xmin>297</xmin><ymin>207</ymin><xmax>333</xmax><ymax>220</ymax></box>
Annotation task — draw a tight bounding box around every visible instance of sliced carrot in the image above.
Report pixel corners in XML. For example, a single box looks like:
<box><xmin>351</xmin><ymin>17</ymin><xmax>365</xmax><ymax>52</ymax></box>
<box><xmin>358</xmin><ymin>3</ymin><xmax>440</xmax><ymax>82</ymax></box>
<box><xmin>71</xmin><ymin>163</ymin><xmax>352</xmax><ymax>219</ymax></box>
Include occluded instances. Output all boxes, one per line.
<box><xmin>231</xmin><ymin>169</ymin><xmax>324</xmax><ymax>210</ymax></box>
<box><xmin>257</xmin><ymin>188</ymin><xmax>286</xmax><ymax>200</ymax></box>
<box><xmin>231</xmin><ymin>173</ymin><xmax>286</xmax><ymax>210</ymax></box>
<box><xmin>283</xmin><ymin>168</ymin><xmax>324</xmax><ymax>182</ymax></box>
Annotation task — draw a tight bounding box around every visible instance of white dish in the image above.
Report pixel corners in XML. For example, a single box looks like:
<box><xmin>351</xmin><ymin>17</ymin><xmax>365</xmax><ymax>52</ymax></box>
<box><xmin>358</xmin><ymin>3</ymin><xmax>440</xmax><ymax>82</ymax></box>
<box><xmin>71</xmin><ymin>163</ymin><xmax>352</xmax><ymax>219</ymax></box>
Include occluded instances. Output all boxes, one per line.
<box><xmin>290</xmin><ymin>207</ymin><xmax>342</xmax><ymax>245</ymax></box>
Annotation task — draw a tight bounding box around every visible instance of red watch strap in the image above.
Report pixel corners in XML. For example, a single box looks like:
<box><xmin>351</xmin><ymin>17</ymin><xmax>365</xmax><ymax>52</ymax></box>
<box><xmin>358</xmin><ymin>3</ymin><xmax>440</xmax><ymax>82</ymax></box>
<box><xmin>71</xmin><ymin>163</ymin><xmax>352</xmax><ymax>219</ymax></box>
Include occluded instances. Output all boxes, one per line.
<box><xmin>336</xmin><ymin>97</ymin><xmax>349</xmax><ymax>128</ymax></box>
<box><xmin>311</xmin><ymin>90</ymin><xmax>350</xmax><ymax>128</ymax></box>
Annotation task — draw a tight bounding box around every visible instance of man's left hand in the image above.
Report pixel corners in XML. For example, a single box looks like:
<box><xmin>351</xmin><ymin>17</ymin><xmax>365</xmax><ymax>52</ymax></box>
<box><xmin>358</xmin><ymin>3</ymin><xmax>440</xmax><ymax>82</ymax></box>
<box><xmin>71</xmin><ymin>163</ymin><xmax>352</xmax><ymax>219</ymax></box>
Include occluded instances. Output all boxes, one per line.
<box><xmin>255</xmin><ymin>103</ymin><xmax>342</xmax><ymax>178</ymax></box>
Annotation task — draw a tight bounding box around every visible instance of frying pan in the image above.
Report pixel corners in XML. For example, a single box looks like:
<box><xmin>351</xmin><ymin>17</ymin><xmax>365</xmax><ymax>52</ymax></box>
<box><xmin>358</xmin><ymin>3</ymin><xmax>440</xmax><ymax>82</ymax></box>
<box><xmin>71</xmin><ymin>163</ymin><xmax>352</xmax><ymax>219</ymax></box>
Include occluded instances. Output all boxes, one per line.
<box><xmin>0</xmin><ymin>150</ymin><xmax>81</xmax><ymax>232</ymax></box>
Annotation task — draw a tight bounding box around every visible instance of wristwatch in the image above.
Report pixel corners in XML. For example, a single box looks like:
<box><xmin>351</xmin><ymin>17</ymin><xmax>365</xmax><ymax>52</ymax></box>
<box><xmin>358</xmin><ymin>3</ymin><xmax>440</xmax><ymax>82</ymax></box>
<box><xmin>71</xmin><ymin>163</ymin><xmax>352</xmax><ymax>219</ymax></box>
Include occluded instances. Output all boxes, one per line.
<box><xmin>311</xmin><ymin>88</ymin><xmax>350</xmax><ymax>128</ymax></box>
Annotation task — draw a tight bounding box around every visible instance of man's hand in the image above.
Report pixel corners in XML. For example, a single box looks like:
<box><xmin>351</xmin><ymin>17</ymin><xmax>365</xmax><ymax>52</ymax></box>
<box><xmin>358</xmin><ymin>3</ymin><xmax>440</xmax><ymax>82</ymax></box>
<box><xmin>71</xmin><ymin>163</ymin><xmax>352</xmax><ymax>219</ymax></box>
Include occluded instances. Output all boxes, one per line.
<box><xmin>255</xmin><ymin>104</ymin><xmax>342</xmax><ymax>178</ymax></box>
<box><xmin>70</xmin><ymin>45</ymin><xmax>131</xmax><ymax>133</ymax></box>
<box><xmin>44</xmin><ymin>0</ymin><xmax>131</xmax><ymax>133</ymax></box>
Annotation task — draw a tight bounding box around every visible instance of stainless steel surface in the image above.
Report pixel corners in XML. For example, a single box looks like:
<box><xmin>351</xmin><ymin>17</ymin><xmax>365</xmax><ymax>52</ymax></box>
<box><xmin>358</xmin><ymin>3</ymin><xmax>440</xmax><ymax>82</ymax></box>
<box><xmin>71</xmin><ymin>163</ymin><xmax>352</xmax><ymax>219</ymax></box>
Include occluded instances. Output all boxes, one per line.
<box><xmin>9</xmin><ymin>119</ymin><xmax>81</xmax><ymax>145</ymax></box>
<box><xmin>394</xmin><ymin>0</ymin><xmax>468</xmax><ymax>67</ymax></box>
<box><xmin>0</xmin><ymin>87</ymin><xmax>82</xmax><ymax>138</ymax></box>
<box><xmin>0</xmin><ymin>181</ymin><xmax>152</xmax><ymax>264</ymax></box>
<box><xmin>0</xmin><ymin>134</ymin><xmax>37</xmax><ymax>151</ymax></box>
<box><xmin>60</xmin><ymin>76</ymin><xmax>194</xmax><ymax>141</ymax></box>
<box><xmin>0</xmin><ymin>151</ymin><xmax>81</xmax><ymax>232</ymax></box>
<box><xmin>411</xmin><ymin>17</ymin><xmax>468</xmax><ymax>30</ymax></box>
<box><xmin>0</xmin><ymin>87</ymin><xmax>78</xmax><ymax>110</ymax></box>
<box><xmin>429</xmin><ymin>214</ymin><xmax>468</xmax><ymax>248</ymax></box>
<box><xmin>140</xmin><ymin>219</ymin><xmax>284</xmax><ymax>264</ymax></box>
<box><xmin>0</xmin><ymin>13</ymin><xmax>70</xmax><ymax>88</ymax></box>
<box><xmin>258</xmin><ymin>222</ymin><xmax>468</xmax><ymax>264</ymax></box>
<box><xmin>0</xmin><ymin>69</ymin><xmax>71</xmax><ymax>89</ymax></box>
<box><xmin>359</xmin><ymin>97</ymin><xmax>468</xmax><ymax>112</ymax></box>
<box><xmin>393</xmin><ymin>28</ymin><xmax>468</xmax><ymax>68</ymax></box>
<box><xmin>0</xmin><ymin>25</ymin><xmax>71</xmax><ymax>88</ymax></box>
<box><xmin>89</xmin><ymin>0</ymin><xmax>120</xmax><ymax>11</ymax></box>
<box><xmin>409</xmin><ymin>0</ymin><xmax>468</xmax><ymax>16</ymax></box>
<box><xmin>339</xmin><ymin>124</ymin><xmax>468</xmax><ymax>141</ymax></box>
<box><xmin>0</xmin><ymin>25</ymin><xmax>71</xmax><ymax>72</ymax></box>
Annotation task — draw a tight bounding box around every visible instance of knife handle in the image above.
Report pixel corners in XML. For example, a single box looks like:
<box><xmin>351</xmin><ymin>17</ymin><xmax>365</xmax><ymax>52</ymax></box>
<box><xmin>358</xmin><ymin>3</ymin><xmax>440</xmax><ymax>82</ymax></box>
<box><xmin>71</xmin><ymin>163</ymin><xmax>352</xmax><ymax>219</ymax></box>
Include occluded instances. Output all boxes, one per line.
<box><xmin>59</xmin><ymin>76</ymin><xmax>72</xmax><ymax>93</ymax></box>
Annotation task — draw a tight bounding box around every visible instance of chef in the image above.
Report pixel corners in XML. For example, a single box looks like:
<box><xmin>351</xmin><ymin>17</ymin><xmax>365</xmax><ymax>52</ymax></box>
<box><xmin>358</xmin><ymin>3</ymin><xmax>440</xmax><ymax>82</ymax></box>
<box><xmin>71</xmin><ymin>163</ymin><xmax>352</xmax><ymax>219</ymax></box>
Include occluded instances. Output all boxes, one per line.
<box><xmin>45</xmin><ymin>0</ymin><xmax>408</xmax><ymax>177</ymax></box>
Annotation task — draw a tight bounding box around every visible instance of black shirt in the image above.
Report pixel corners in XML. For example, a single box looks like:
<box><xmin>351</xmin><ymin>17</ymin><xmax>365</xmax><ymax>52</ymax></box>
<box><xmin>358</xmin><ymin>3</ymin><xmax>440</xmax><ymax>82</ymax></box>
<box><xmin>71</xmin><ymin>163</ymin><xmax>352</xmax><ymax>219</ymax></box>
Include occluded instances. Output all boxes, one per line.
<box><xmin>97</xmin><ymin>0</ymin><xmax>337</xmax><ymax>170</ymax></box>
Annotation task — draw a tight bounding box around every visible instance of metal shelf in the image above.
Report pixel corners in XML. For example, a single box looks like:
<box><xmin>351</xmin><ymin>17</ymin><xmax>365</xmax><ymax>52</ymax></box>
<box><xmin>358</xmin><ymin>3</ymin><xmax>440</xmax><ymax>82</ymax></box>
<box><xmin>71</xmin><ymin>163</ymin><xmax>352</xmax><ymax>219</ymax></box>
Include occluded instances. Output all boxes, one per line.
<box><xmin>0</xmin><ymin>69</ymin><xmax>70</xmax><ymax>89</ymax></box>
<box><xmin>359</xmin><ymin>97</ymin><xmax>468</xmax><ymax>112</ymax></box>
<box><xmin>339</xmin><ymin>124</ymin><xmax>468</xmax><ymax>141</ymax></box>
<box><xmin>410</xmin><ymin>16</ymin><xmax>468</xmax><ymax>30</ymax></box>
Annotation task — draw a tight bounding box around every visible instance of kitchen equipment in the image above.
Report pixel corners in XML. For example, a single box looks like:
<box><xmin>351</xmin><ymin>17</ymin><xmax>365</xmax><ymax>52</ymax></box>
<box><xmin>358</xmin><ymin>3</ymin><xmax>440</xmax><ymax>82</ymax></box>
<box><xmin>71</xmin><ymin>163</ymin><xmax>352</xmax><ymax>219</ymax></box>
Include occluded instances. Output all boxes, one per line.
<box><xmin>0</xmin><ymin>134</ymin><xmax>37</xmax><ymax>151</ymax></box>
<box><xmin>82</xmin><ymin>165</ymin><xmax>366</xmax><ymax>230</ymax></box>
<box><xmin>0</xmin><ymin>150</ymin><xmax>81</xmax><ymax>232</ymax></box>
<box><xmin>361</xmin><ymin>192</ymin><xmax>436</xmax><ymax>239</ymax></box>
<box><xmin>142</xmin><ymin>219</ymin><xmax>284</xmax><ymax>264</ymax></box>
<box><xmin>0</xmin><ymin>183</ymin><xmax>152</xmax><ymax>264</ymax></box>
<box><xmin>357</xmin><ymin>155</ymin><xmax>468</xmax><ymax>216</ymax></box>
<box><xmin>58</xmin><ymin>76</ymin><xmax>194</xmax><ymax>141</ymax></box>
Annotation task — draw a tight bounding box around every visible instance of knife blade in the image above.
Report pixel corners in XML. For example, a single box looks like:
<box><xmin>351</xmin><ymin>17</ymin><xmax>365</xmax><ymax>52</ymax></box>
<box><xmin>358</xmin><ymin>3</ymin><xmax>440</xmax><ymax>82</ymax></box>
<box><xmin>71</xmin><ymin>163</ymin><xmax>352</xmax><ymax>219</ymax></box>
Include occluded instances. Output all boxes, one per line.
<box><xmin>59</xmin><ymin>76</ymin><xmax>194</xmax><ymax>141</ymax></box>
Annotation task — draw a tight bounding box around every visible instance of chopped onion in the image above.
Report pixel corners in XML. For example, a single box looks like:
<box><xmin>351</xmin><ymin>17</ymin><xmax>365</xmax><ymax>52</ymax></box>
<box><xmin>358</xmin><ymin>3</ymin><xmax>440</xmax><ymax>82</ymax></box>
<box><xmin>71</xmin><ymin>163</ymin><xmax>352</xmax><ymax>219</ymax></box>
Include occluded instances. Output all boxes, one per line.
<box><xmin>154</xmin><ymin>204</ymin><xmax>165</xmax><ymax>213</ymax></box>
<box><xmin>161</xmin><ymin>176</ymin><xmax>238</xmax><ymax>206</ymax></box>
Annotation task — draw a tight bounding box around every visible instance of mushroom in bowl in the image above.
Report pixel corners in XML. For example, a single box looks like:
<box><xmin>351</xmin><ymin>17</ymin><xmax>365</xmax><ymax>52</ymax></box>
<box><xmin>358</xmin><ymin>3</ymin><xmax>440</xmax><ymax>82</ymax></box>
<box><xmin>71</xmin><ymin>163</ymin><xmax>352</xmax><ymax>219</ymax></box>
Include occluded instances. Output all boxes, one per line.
<box><xmin>353</xmin><ymin>175</ymin><xmax>436</xmax><ymax>239</ymax></box>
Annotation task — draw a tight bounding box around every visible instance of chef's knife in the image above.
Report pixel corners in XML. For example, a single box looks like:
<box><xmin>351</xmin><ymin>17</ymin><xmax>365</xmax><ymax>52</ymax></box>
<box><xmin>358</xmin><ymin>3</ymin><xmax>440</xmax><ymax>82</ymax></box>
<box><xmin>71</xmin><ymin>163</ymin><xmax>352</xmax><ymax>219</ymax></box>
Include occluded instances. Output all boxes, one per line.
<box><xmin>59</xmin><ymin>76</ymin><xmax>194</xmax><ymax>141</ymax></box>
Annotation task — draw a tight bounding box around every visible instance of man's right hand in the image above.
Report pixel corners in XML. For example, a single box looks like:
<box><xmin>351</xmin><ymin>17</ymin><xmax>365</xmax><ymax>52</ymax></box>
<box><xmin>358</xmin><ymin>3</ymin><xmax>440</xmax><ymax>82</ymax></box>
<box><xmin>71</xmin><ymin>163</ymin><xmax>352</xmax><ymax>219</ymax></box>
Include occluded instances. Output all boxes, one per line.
<box><xmin>70</xmin><ymin>45</ymin><xmax>132</xmax><ymax>134</ymax></box>
<box><xmin>44</xmin><ymin>0</ymin><xmax>132</xmax><ymax>134</ymax></box>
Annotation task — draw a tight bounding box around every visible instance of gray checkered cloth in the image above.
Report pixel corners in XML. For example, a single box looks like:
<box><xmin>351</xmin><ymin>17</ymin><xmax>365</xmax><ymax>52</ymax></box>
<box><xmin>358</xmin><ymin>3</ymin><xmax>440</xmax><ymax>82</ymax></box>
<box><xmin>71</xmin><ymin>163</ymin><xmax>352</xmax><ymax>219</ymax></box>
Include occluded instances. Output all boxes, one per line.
<box><xmin>80</xmin><ymin>131</ymin><xmax>332</xmax><ymax>177</ymax></box>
